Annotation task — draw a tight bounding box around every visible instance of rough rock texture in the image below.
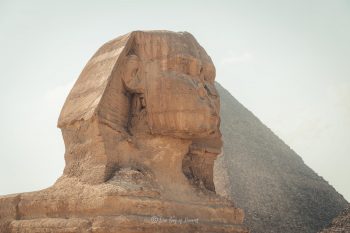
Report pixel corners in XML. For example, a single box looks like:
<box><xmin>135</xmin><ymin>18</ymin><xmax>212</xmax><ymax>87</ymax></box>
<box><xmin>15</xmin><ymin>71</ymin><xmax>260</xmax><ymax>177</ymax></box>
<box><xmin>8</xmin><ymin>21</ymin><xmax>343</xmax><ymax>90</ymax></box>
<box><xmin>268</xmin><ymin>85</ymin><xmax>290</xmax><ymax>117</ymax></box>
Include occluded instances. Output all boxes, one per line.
<box><xmin>0</xmin><ymin>31</ymin><xmax>248</xmax><ymax>233</ymax></box>
<box><xmin>214</xmin><ymin>83</ymin><xmax>348</xmax><ymax>233</ymax></box>
<box><xmin>319</xmin><ymin>205</ymin><xmax>350</xmax><ymax>233</ymax></box>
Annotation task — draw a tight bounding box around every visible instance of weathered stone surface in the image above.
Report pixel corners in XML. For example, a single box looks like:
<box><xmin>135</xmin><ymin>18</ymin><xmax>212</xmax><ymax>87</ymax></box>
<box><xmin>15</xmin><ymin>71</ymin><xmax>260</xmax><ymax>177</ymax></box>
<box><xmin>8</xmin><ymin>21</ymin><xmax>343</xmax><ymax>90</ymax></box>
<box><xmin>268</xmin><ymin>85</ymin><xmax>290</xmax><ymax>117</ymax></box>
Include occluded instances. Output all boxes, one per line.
<box><xmin>319</xmin><ymin>205</ymin><xmax>350</xmax><ymax>233</ymax></box>
<box><xmin>215</xmin><ymin>83</ymin><xmax>348</xmax><ymax>233</ymax></box>
<box><xmin>0</xmin><ymin>31</ymin><xmax>248</xmax><ymax>233</ymax></box>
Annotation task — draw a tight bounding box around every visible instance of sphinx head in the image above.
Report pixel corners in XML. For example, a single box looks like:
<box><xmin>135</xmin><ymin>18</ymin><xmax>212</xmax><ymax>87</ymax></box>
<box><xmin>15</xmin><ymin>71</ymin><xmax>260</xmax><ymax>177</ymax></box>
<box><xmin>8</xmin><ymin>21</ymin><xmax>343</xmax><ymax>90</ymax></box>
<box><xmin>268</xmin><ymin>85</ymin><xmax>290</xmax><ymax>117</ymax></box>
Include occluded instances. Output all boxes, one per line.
<box><xmin>58</xmin><ymin>31</ymin><xmax>222</xmax><ymax>191</ymax></box>
<box><xmin>122</xmin><ymin>32</ymin><xmax>221</xmax><ymax>140</ymax></box>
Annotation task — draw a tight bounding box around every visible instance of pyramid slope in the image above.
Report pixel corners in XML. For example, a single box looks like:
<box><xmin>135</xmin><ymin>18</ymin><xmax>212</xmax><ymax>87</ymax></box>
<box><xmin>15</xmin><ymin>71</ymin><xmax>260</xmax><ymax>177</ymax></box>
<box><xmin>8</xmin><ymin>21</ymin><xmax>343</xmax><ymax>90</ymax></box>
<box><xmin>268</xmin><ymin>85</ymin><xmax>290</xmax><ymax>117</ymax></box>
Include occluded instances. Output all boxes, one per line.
<box><xmin>319</xmin><ymin>205</ymin><xmax>350</xmax><ymax>233</ymax></box>
<box><xmin>215</xmin><ymin>83</ymin><xmax>348</xmax><ymax>233</ymax></box>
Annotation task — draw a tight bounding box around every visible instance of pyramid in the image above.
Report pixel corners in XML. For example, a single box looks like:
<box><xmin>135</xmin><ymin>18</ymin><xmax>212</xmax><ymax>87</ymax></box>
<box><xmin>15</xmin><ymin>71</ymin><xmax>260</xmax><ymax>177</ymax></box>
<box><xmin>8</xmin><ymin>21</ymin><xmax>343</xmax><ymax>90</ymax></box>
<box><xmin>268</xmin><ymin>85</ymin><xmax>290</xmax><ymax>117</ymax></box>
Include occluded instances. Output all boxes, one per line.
<box><xmin>215</xmin><ymin>83</ymin><xmax>348</xmax><ymax>233</ymax></box>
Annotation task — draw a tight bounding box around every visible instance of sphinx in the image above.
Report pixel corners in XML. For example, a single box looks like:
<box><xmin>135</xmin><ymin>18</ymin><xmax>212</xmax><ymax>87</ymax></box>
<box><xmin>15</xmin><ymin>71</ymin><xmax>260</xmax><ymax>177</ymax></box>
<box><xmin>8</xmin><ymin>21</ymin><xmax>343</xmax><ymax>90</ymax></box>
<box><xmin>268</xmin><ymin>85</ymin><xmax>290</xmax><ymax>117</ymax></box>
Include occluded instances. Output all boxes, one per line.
<box><xmin>0</xmin><ymin>31</ymin><xmax>248</xmax><ymax>233</ymax></box>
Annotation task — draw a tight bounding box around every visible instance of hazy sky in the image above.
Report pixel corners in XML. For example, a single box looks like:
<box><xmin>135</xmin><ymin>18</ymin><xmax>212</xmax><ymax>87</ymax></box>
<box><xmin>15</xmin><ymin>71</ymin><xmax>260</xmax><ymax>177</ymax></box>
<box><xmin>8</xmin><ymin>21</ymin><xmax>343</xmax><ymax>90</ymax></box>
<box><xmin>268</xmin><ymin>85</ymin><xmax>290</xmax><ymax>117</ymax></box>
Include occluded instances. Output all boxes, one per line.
<box><xmin>0</xmin><ymin>0</ymin><xmax>349</xmax><ymax>201</ymax></box>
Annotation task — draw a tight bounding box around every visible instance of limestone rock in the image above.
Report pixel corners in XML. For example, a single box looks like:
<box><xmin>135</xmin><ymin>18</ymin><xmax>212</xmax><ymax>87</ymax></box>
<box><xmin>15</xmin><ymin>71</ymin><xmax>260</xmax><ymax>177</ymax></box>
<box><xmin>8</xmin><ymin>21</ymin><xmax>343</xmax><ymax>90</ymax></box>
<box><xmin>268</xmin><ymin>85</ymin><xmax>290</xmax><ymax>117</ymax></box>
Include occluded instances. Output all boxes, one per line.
<box><xmin>319</xmin><ymin>205</ymin><xmax>350</xmax><ymax>233</ymax></box>
<box><xmin>0</xmin><ymin>31</ymin><xmax>248</xmax><ymax>233</ymax></box>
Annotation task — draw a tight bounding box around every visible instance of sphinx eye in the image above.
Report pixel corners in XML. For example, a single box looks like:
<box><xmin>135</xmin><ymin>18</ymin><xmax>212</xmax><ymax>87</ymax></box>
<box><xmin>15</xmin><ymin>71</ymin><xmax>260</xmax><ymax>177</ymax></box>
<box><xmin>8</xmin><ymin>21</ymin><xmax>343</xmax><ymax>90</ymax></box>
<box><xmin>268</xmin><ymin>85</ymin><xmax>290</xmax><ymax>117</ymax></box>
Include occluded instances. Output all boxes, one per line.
<box><xmin>199</xmin><ymin>67</ymin><xmax>203</xmax><ymax>75</ymax></box>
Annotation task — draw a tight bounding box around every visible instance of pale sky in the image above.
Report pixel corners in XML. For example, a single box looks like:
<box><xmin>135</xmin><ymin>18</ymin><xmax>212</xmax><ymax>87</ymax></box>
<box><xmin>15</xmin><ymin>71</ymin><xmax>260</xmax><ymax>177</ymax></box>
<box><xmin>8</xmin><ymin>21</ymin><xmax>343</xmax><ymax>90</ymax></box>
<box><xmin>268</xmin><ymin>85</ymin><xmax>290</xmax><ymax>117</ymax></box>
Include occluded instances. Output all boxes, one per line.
<box><xmin>0</xmin><ymin>0</ymin><xmax>349</xmax><ymax>201</ymax></box>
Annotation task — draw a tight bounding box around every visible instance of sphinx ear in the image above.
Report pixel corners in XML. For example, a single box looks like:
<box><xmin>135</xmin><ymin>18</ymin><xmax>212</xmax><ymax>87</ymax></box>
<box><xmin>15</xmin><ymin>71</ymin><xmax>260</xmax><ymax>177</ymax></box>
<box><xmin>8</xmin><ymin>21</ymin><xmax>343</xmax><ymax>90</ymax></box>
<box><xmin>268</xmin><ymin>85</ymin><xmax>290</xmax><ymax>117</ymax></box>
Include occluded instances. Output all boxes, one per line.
<box><xmin>122</xmin><ymin>54</ymin><xmax>144</xmax><ymax>93</ymax></box>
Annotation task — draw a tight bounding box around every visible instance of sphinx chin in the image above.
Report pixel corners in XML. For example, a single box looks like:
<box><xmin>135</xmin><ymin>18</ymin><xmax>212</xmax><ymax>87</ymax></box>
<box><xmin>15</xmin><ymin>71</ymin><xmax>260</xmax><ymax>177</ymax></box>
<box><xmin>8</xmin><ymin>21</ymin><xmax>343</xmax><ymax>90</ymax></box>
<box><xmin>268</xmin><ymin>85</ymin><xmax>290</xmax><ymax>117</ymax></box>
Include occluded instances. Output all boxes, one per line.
<box><xmin>0</xmin><ymin>31</ymin><xmax>248</xmax><ymax>233</ymax></box>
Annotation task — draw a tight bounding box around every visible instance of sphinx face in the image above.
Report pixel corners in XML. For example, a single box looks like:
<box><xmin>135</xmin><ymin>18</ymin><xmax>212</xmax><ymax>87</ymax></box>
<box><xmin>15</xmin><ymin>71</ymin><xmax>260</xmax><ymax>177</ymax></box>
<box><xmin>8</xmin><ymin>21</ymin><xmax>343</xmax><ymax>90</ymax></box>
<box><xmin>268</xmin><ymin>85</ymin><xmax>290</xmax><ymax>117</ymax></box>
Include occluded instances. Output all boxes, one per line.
<box><xmin>148</xmin><ymin>56</ymin><xmax>220</xmax><ymax>138</ymax></box>
<box><xmin>125</xmin><ymin>53</ymin><xmax>220</xmax><ymax>139</ymax></box>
